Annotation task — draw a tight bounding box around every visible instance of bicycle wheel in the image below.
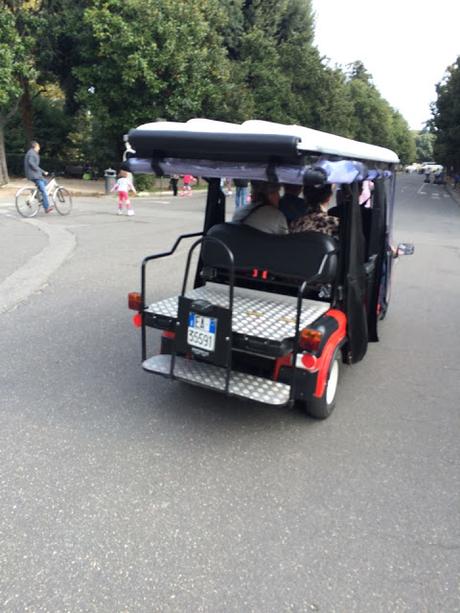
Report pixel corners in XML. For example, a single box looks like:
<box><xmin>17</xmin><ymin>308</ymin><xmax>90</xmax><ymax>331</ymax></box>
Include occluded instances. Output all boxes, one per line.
<box><xmin>53</xmin><ymin>187</ymin><xmax>72</xmax><ymax>215</ymax></box>
<box><xmin>15</xmin><ymin>187</ymin><xmax>40</xmax><ymax>217</ymax></box>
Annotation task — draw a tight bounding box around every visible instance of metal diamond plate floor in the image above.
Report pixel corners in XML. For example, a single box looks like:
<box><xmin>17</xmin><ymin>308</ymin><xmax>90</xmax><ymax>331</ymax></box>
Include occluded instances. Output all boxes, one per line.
<box><xmin>143</xmin><ymin>354</ymin><xmax>291</xmax><ymax>405</ymax></box>
<box><xmin>146</xmin><ymin>283</ymin><xmax>329</xmax><ymax>342</ymax></box>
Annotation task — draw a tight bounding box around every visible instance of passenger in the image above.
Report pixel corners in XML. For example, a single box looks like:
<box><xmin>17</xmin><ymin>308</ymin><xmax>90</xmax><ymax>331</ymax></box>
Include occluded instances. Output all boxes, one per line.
<box><xmin>279</xmin><ymin>183</ymin><xmax>308</xmax><ymax>223</ymax></box>
<box><xmin>232</xmin><ymin>181</ymin><xmax>288</xmax><ymax>234</ymax></box>
<box><xmin>289</xmin><ymin>184</ymin><xmax>339</xmax><ymax>238</ymax></box>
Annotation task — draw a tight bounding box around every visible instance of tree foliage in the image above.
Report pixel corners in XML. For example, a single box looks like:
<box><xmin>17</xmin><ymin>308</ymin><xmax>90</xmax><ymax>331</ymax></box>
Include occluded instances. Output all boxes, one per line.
<box><xmin>0</xmin><ymin>4</ymin><xmax>39</xmax><ymax>183</ymax></box>
<box><xmin>2</xmin><ymin>0</ymin><xmax>416</xmax><ymax>182</ymax></box>
<box><xmin>431</xmin><ymin>57</ymin><xmax>460</xmax><ymax>171</ymax></box>
<box><xmin>71</xmin><ymin>0</ymin><xmax>233</xmax><ymax>161</ymax></box>
<box><xmin>414</xmin><ymin>131</ymin><xmax>434</xmax><ymax>162</ymax></box>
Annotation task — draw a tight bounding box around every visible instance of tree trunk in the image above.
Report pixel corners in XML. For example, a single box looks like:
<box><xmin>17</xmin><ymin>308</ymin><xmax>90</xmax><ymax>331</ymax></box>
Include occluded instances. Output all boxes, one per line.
<box><xmin>20</xmin><ymin>77</ymin><xmax>34</xmax><ymax>145</ymax></box>
<box><xmin>0</xmin><ymin>123</ymin><xmax>9</xmax><ymax>186</ymax></box>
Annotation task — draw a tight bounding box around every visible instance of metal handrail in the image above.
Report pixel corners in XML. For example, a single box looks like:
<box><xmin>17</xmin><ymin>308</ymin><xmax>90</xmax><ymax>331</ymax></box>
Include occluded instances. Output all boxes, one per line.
<box><xmin>140</xmin><ymin>232</ymin><xmax>203</xmax><ymax>360</ymax></box>
<box><xmin>170</xmin><ymin>236</ymin><xmax>236</xmax><ymax>395</ymax></box>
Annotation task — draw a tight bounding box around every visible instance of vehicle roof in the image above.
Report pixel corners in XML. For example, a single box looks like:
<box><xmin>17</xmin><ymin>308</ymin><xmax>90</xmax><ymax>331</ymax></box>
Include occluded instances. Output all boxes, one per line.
<box><xmin>135</xmin><ymin>118</ymin><xmax>400</xmax><ymax>165</ymax></box>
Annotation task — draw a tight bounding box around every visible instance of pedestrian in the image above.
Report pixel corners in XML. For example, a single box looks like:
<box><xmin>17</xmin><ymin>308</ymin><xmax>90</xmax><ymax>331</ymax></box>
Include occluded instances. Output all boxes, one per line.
<box><xmin>180</xmin><ymin>174</ymin><xmax>194</xmax><ymax>197</ymax></box>
<box><xmin>169</xmin><ymin>174</ymin><xmax>179</xmax><ymax>196</ymax></box>
<box><xmin>112</xmin><ymin>169</ymin><xmax>137</xmax><ymax>215</ymax></box>
<box><xmin>233</xmin><ymin>178</ymin><xmax>248</xmax><ymax>208</ymax></box>
<box><xmin>23</xmin><ymin>140</ymin><xmax>53</xmax><ymax>214</ymax></box>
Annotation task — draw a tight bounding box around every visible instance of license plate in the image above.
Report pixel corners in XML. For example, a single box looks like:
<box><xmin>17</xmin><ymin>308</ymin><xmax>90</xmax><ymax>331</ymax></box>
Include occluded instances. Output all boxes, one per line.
<box><xmin>187</xmin><ymin>313</ymin><xmax>217</xmax><ymax>351</ymax></box>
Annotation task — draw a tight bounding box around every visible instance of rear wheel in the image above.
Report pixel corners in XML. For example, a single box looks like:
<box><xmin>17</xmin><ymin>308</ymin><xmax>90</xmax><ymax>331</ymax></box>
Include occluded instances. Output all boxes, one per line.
<box><xmin>15</xmin><ymin>187</ymin><xmax>39</xmax><ymax>218</ymax></box>
<box><xmin>304</xmin><ymin>353</ymin><xmax>340</xmax><ymax>420</ymax></box>
<box><xmin>53</xmin><ymin>187</ymin><xmax>72</xmax><ymax>215</ymax></box>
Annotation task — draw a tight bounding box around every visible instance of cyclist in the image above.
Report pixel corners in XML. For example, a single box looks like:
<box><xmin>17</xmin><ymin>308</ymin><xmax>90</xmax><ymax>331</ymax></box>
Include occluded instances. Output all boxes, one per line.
<box><xmin>24</xmin><ymin>141</ymin><xmax>53</xmax><ymax>214</ymax></box>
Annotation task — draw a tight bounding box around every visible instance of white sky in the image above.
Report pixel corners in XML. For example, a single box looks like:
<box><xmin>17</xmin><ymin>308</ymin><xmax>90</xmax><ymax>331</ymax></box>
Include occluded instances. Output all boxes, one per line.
<box><xmin>312</xmin><ymin>0</ymin><xmax>460</xmax><ymax>130</ymax></box>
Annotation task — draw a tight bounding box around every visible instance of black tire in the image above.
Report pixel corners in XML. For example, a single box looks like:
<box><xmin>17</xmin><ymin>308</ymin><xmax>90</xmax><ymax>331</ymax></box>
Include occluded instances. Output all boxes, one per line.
<box><xmin>15</xmin><ymin>187</ymin><xmax>39</xmax><ymax>218</ymax></box>
<box><xmin>53</xmin><ymin>187</ymin><xmax>72</xmax><ymax>215</ymax></box>
<box><xmin>304</xmin><ymin>353</ymin><xmax>340</xmax><ymax>420</ymax></box>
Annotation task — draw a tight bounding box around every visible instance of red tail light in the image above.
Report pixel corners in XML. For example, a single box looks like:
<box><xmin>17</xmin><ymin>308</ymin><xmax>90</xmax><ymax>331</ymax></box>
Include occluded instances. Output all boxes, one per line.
<box><xmin>132</xmin><ymin>313</ymin><xmax>142</xmax><ymax>328</ymax></box>
<box><xmin>299</xmin><ymin>328</ymin><xmax>323</xmax><ymax>352</ymax></box>
<box><xmin>128</xmin><ymin>291</ymin><xmax>142</xmax><ymax>311</ymax></box>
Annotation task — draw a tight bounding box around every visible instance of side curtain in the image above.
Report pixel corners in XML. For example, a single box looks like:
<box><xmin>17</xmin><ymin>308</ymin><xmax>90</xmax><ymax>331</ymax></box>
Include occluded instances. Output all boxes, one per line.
<box><xmin>366</xmin><ymin>179</ymin><xmax>387</xmax><ymax>341</ymax></box>
<box><xmin>341</xmin><ymin>183</ymin><xmax>369</xmax><ymax>363</ymax></box>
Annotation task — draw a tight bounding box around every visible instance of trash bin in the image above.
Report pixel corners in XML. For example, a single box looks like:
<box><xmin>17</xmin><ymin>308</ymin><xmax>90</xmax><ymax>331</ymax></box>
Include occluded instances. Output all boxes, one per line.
<box><xmin>104</xmin><ymin>168</ymin><xmax>117</xmax><ymax>194</ymax></box>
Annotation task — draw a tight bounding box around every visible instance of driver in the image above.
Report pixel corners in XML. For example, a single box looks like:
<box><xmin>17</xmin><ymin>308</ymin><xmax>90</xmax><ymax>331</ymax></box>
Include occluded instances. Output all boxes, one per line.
<box><xmin>232</xmin><ymin>181</ymin><xmax>288</xmax><ymax>234</ymax></box>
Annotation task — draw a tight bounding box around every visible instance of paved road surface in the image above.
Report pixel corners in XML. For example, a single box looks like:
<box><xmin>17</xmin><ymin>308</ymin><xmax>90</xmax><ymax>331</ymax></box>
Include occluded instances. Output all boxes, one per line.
<box><xmin>0</xmin><ymin>175</ymin><xmax>459</xmax><ymax>612</ymax></box>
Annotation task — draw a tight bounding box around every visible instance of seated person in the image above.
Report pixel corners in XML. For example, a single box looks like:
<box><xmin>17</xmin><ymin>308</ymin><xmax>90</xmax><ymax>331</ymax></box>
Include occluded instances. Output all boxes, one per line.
<box><xmin>289</xmin><ymin>184</ymin><xmax>339</xmax><ymax>238</ymax></box>
<box><xmin>232</xmin><ymin>181</ymin><xmax>288</xmax><ymax>234</ymax></box>
<box><xmin>279</xmin><ymin>183</ymin><xmax>308</xmax><ymax>223</ymax></box>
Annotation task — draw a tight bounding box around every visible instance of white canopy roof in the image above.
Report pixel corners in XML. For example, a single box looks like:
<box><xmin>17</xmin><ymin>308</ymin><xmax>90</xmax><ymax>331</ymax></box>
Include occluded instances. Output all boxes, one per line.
<box><xmin>136</xmin><ymin>118</ymin><xmax>400</xmax><ymax>164</ymax></box>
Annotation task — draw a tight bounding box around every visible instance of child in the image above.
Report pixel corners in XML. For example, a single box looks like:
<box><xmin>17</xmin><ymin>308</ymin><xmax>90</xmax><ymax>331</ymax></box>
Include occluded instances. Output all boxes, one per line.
<box><xmin>112</xmin><ymin>169</ymin><xmax>137</xmax><ymax>215</ymax></box>
<box><xmin>180</xmin><ymin>174</ymin><xmax>195</xmax><ymax>197</ymax></box>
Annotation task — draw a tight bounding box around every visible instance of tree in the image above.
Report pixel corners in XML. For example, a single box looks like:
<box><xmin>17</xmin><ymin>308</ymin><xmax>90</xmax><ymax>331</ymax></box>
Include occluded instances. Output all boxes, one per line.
<box><xmin>70</xmin><ymin>0</ymin><xmax>233</xmax><ymax>160</ymax></box>
<box><xmin>0</xmin><ymin>7</ymin><xmax>37</xmax><ymax>184</ymax></box>
<box><xmin>414</xmin><ymin>130</ymin><xmax>434</xmax><ymax>162</ymax></box>
<box><xmin>388</xmin><ymin>110</ymin><xmax>416</xmax><ymax>165</ymax></box>
<box><xmin>431</xmin><ymin>57</ymin><xmax>460</xmax><ymax>171</ymax></box>
<box><xmin>346</xmin><ymin>62</ymin><xmax>393</xmax><ymax>148</ymax></box>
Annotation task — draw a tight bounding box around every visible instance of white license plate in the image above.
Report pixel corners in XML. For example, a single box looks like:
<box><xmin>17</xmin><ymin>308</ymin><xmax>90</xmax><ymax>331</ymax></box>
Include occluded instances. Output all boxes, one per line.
<box><xmin>187</xmin><ymin>313</ymin><xmax>217</xmax><ymax>351</ymax></box>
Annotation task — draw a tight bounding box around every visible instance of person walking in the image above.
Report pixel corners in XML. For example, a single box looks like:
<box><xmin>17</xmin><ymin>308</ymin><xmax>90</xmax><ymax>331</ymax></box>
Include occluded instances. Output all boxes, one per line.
<box><xmin>111</xmin><ymin>169</ymin><xmax>137</xmax><ymax>215</ymax></box>
<box><xmin>233</xmin><ymin>178</ymin><xmax>248</xmax><ymax>208</ymax></box>
<box><xmin>180</xmin><ymin>175</ymin><xmax>195</xmax><ymax>197</ymax></box>
<box><xmin>24</xmin><ymin>140</ymin><xmax>53</xmax><ymax>214</ymax></box>
<box><xmin>169</xmin><ymin>174</ymin><xmax>179</xmax><ymax>196</ymax></box>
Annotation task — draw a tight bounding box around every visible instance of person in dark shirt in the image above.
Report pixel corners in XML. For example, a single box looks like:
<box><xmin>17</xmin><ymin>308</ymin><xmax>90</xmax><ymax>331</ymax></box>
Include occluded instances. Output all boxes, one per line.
<box><xmin>24</xmin><ymin>140</ymin><xmax>53</xmax><ymax>213</ymax></box>
<box><xmin>279</xmin><ymin>183</ymin><xmax>307</xmax><ymax>223</ymax></box>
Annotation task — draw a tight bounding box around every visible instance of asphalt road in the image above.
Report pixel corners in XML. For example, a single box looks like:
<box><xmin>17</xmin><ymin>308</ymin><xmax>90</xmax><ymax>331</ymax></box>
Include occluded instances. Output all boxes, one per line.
<box><xmin>1</xmin><ymin>175</ymin><xmax>459</xmax><ymax>612</ymax></box>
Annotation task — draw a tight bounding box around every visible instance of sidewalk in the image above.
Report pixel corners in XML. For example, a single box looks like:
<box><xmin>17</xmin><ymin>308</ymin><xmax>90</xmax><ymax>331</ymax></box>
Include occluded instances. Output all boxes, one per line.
<box><xmin>0</xmin><ymin>177</ymin><xmax>106</xmax><ymax>198</ymax></box>
<box><xmin>0</xmin><ymin>178</ymin><xmax>207</xmax><ymax>200</ymax></box>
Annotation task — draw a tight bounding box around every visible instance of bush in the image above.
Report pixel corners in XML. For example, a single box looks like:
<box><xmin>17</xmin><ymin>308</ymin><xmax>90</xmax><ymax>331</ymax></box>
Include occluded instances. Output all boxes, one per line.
<box><xmin>134</xmin><ymin>174</ymin><xmax>156</xmax><ymax>192</ymax></box>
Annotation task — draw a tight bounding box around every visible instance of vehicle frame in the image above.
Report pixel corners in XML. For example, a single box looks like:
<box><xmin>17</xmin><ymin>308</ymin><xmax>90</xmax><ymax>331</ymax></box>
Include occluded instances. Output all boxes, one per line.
<box><xmin>127</xmin><ymin>119</ymin><xmax>411</xmax><ymax>419</ymax></box>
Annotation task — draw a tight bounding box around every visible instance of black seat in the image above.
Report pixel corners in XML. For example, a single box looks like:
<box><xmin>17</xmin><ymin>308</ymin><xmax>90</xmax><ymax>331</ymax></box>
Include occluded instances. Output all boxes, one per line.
<box><xmin>202</xmin><ymin>223</ymin><xmax>338</xmax><ymax>284</ymax></box>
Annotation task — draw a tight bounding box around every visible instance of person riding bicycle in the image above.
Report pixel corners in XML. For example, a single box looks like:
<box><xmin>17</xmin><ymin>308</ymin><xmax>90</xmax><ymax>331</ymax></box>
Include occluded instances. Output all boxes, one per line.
<box><xmin>24</xmin><ymin>141</ymin><xmax>53</xmax><ymax>213</ymax></box>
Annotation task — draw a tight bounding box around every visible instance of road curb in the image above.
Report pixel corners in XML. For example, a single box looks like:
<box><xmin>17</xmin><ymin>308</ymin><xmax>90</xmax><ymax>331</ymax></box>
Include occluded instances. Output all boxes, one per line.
<box><xmin>0</xmin><ymin>219</ymin><xmax>76</xmax><ymax>314</ymax></box>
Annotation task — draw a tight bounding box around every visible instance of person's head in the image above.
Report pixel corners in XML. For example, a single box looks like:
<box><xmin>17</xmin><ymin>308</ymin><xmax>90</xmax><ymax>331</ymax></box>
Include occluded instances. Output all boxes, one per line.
<box><xmin>119</xmin><ymin>169</ymin><xmax>128</xmax><ymax>178</ymax></box>
<box><xmin>30</xmin><ymin>140</ymin><xmax>40</xmax><ymax>152</ymax></box>
<box><xmin>283</xmin><ymin>183</ymin><xmax>302</xmax><ymax>197</ymax></box>
<box><xmin>303</xmin><ymin>183</ymin><xmax>333</xmax><ymax>213</ymax></box>
<box><xmin>251</xmin><ymin>181</ymin><xmax>280</xmax><ymax>207</ymax></box>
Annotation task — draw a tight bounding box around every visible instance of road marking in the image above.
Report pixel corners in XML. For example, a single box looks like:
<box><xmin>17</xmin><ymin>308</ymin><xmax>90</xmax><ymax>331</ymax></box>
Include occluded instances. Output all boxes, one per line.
<box><xmin>417</xmin><ymin>185</ymin><xmax>426</xmax><ymax>195</ymax></box>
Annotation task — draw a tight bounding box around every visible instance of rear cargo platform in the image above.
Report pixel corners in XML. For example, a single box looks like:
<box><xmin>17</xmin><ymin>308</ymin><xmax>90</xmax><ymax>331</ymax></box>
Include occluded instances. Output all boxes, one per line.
<box><xmin>145</xmin><ymin>282</ymin><xmax>329</xmax><ymax>342</ymax></box>
<box><xmin>143</xmin><ymin>354</ymin><xmax>291</xmax><ymax>405</ymax></box>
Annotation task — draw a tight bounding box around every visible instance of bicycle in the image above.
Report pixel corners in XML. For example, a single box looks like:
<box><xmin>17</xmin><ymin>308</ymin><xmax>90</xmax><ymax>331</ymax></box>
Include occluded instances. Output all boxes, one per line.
<box><xmin>15</xmin><ymin>176</ymin><xmax>73</xmax><ymax>218</ymax></box>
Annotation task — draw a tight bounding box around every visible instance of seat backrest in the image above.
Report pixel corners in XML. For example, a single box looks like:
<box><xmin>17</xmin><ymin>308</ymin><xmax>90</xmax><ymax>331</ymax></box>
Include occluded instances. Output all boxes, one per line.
<box><xmin>202</xmin><ymin>223</ymin><xmax>338</xmax><ymax>284</ymax></box>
